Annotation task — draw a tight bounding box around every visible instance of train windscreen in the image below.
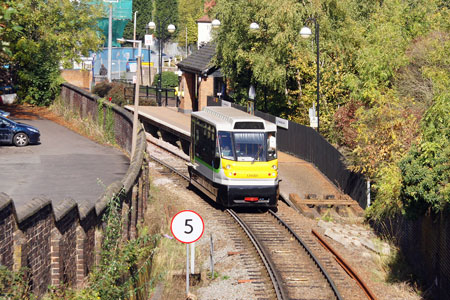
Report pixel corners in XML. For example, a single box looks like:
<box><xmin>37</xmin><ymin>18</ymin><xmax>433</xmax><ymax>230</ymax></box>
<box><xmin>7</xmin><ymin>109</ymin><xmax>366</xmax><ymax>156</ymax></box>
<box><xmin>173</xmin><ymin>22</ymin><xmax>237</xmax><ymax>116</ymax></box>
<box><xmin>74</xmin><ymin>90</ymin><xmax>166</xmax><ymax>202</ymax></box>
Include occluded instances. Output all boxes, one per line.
<box><xmin>219</xmin><ymin>131</ymin><xmax>277</xmax><ymax>162</ymax></box>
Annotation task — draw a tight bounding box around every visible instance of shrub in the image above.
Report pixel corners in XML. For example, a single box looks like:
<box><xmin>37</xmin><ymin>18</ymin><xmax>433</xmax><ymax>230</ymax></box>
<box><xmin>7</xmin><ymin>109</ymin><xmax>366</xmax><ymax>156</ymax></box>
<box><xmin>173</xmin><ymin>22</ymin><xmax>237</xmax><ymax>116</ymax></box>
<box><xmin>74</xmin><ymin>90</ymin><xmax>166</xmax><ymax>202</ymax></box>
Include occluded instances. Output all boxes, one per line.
<box><xmin>106</xmin><ymin>82</ymin><xmax>127</xmax><ymax>107</ymax></box>
<box><xmin>152</xmin><ymin>71</ymin><xmax>178</xmax><ymax>89</ymax></box>
<box><xmin>92</xmin><ymin>81</ymin><xmax>112</xmax><ymax>98</ymax></box>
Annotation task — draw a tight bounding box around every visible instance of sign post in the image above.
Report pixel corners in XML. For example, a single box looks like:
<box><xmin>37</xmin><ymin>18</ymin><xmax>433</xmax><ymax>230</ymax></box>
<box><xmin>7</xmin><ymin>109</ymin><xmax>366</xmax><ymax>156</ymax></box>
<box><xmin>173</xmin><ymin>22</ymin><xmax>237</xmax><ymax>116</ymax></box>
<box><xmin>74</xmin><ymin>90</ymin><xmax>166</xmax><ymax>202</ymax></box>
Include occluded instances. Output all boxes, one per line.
<box><xmin>171</xmin><ymin>210</ymin><xmax>205</xmax><ymax>296</ymax></box>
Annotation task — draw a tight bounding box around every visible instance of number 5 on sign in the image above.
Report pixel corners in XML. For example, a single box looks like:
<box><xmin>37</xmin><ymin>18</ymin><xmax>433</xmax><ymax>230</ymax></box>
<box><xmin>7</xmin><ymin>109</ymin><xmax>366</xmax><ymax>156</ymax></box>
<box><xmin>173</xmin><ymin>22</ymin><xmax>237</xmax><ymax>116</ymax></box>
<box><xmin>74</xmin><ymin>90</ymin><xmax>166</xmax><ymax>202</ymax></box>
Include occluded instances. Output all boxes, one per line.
<box><xmin>171</xmin><ymin>210</ymin><xmax>204</xmax><ymax>244</ymax></box>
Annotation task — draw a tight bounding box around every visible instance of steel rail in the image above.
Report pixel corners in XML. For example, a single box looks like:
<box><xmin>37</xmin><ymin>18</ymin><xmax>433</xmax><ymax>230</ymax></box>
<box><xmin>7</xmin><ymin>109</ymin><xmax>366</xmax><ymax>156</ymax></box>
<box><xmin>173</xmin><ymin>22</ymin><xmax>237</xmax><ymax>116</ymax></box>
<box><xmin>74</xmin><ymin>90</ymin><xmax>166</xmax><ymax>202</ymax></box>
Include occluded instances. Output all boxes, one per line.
<box><xmin>227</xmin><ymin>209</ymin><xmax>288</xmax><ymax>300</ymax></box>
<box><xmin>269</xmin><ymin>210</ymin><xmax>344</xmax><ymax>300</ymax></box>
<box><xmin>312</xmin><ymin>229</ymin><xmax>379</xmax><ymax>300</ymax></box>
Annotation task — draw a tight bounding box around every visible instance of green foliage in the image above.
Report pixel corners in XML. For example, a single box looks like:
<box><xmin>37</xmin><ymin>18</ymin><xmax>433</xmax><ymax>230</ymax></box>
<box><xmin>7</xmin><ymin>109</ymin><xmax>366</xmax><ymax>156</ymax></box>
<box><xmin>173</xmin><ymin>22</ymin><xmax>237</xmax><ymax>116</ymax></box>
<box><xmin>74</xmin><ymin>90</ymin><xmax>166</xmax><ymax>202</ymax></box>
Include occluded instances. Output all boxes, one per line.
<box><xmin>152</xmin><ymin>0</ymin><xmax>178</xmax><ymax>41</ymax></box>
<box><xmin>104</xmin><ymin>105</ymin><xmax>115</xmax><ymax>143</ymax></box>
<box><xmin>0</xmin><ymin>266</ymin><xmax>34</xmax><ymax>300</ymax></box>
<box><xmin>399</xmin><ymin>92</ymin><xmax>450</xmax><ymax>218</ymax></box>
<box><xmin>365</xmin><ymin>165</ymin><xmax>404</xmax><ymax>221</ymax></box>
<box><xmin>152</xmin><ymin>71</ymin><xmax>178</xmax><ymax>88</ymax></box>
<box><xmin>106</xmin><ymin>82</ymin><xmax>127</xmax><ymax>107</ymax></box>
<box><xmin>14</xmin><ymin>39</ymin><xmax>62</xmax><ymax>106</ymax></box>
<box><xmin>0</xmin><ymin>3</ymin><xmax>23</xmax><ymax>57</ymax></box>
<box><xmin>123</xmin><ymin>0</ymin><xmax>154</xmax><ymax>41</ymax></box>
<box><xmin>348</xmin><ymin>93</ymin><xmax>421</xmax><ymax>179</ymax></box>
<box><xmin>9</xmin><ymin>0</ymin><xmax>103</xmax><ymax>105</ymax></box>
<box><xmin>83</xmin><ymin>191</ymin><xmax>158</xmax><ymax>299</ymax></box>
<box><xmin>176</xmin><ymin>0</ymin><xmax>204</xmax><ymax>47</ymax></box>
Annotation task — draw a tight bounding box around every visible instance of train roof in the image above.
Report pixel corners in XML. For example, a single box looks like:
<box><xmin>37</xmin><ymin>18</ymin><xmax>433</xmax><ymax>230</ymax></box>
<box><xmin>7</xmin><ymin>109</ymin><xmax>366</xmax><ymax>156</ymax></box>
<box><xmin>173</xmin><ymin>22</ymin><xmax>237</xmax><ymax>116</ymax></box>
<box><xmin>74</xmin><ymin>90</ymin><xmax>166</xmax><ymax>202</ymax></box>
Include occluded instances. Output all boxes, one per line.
<box><xmin>192</xmin><ymin>106</ymin><xmax>277</xmax><ymax>131</ymax></box>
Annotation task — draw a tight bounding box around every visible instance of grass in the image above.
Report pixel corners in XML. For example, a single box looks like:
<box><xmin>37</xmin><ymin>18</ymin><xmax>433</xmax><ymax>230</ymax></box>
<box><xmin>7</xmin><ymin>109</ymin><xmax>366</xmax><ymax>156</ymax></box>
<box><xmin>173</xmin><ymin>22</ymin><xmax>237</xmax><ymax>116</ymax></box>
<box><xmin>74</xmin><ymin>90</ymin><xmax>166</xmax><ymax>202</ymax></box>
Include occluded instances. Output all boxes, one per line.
<box><xmin>49</xmin><ymin>96</ymin><xmax>119</xmax><ymax>148</ymax></box>
<box><xmin>142</xmin><ymin>182</ymin><xmax>190</xmax><ymax>299</ymax></box>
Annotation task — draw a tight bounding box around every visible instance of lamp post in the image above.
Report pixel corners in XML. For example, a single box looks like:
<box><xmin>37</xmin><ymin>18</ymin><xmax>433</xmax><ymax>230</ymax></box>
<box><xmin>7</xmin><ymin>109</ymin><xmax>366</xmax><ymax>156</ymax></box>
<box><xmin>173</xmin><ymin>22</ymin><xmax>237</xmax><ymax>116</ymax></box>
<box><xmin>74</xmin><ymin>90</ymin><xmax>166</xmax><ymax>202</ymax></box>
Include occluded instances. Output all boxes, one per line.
<box><xmin>107</xmin><ymin>2</ymin><xmax>113</xmax><ymax>82</ymax></box>
<box><xmin>145</xmin><ymin>22</ymin><xmax>153</xmax><ymax>87</ymax></box>
<box><xmin>118</xmin><ymin>38</ymin><xmax>142</xmax><ymax>158</ymax></box>
<box><xmin>300</xmin><ymin>17</ymin><xmax>320</xmax><ymax>133</ymax></box>
<box><xmin>148</xmin><ymin>19</ymin><xmax>176</xmax><ymax>106</ymax></box>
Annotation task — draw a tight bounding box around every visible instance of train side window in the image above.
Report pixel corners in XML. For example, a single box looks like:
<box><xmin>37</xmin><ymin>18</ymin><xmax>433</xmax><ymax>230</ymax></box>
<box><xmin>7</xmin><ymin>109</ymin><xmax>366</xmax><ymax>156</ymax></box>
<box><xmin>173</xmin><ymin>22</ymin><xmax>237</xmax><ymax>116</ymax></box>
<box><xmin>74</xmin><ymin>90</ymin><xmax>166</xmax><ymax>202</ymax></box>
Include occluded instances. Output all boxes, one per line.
<box><xmin>193</xmin><ymin>119</ymin><xmax>215</xmax><ymax>166</ymax></box>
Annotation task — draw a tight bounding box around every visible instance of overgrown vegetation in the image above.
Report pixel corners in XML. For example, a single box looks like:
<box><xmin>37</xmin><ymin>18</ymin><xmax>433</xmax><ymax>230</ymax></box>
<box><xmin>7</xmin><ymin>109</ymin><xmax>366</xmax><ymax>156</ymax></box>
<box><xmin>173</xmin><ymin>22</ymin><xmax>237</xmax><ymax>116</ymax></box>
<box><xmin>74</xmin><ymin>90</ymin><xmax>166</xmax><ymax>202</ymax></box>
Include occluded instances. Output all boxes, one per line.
<box><xmin>212</xmin><ymin>0</ymin><xmax>450</xmax><ymax>221</ymax></box>
<box><xmin>2</xmin><ymin>0</ymin><xmax>103</xmax><ymax>106</ymax></box>
<box><xmin>50</xmin><ymin>96</ymin><xmax>116</xmax><ymax>146</ymax></box>
<box><xmin>0</xmin><ymin>266</ymin><xmax>33</xmax><ymax>300</ymax></box>
<box><xmin>92</xmin><ymin>81</ymin><xmax>128</xmax><ymax>107</ymax></box>
<box><xmin>152</xmin><ymin>71</ymin><xmax>179</xmax><ymax>89</ymax></box>
<box><xmin>97</xmin><ymin>98</ymin><xmax>116</xmax><ymax>144</ymax></box>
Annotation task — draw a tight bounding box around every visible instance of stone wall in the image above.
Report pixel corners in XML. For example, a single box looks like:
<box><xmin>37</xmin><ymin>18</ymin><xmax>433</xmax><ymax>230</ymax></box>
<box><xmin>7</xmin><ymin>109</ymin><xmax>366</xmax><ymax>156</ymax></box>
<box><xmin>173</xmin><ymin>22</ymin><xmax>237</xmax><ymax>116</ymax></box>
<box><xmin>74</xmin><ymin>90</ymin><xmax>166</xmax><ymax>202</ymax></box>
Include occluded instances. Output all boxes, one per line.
<box><xmin>0</xmin><ymin>83</ymin><xmax>149</xmax><ymax>298</ymax></box>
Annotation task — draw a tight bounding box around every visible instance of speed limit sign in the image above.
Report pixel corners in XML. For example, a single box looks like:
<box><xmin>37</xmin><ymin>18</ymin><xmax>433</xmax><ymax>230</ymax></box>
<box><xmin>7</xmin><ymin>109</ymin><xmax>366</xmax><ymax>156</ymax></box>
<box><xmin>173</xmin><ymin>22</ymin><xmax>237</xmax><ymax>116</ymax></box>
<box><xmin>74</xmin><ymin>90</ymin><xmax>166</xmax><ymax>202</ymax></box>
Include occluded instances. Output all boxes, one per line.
<box><xmin>170</xmin><ymin>210</ymin><xmax>204</xmax><ymax>244</ymax></box>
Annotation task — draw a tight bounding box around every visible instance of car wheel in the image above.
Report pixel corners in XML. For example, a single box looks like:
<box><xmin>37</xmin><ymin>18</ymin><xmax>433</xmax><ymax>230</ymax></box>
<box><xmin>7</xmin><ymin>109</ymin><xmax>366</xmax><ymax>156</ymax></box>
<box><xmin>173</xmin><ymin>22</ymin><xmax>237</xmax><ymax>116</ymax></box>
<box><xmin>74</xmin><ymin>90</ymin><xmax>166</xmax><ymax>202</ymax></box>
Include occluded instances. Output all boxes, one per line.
<box><xmin>13</xmin><ymin>132</ymin><xmax>29</xmax><ymax>147</ymax></box>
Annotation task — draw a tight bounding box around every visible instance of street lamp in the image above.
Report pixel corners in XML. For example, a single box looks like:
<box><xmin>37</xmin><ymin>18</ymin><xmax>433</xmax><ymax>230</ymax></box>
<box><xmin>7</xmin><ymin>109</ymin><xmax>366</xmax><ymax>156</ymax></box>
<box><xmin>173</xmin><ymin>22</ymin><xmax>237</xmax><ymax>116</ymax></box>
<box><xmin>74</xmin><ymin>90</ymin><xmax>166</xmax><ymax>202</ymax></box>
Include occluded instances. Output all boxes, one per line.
<box><xmin>148</xmin><ymin>19</ymin><xmax>176</xmax><ymax>106</ymax></box>
<box><xmin>117</xmin><ymin>38</ymin><xmax>142</xmax><ymax>158</ymax></box>
<box><xmin>145</xmin><ymin>22</ymin><xmax>154</xmax><ymax>87</ymax></box>
<box><xmin>300</xmin><ymin>17</ymin><xmax>320</xmax><ymax>133</ymax></box>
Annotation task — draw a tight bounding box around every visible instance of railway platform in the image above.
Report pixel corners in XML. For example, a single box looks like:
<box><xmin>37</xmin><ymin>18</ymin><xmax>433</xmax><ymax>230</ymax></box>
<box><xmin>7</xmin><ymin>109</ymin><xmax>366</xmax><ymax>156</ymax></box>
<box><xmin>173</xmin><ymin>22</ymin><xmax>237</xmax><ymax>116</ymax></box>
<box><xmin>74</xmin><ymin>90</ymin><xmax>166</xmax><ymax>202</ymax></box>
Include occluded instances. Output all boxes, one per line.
<box><xmin>126</xmin><ymin>105</ymin><xmax>362</xmax><ymax>216</ymax></box>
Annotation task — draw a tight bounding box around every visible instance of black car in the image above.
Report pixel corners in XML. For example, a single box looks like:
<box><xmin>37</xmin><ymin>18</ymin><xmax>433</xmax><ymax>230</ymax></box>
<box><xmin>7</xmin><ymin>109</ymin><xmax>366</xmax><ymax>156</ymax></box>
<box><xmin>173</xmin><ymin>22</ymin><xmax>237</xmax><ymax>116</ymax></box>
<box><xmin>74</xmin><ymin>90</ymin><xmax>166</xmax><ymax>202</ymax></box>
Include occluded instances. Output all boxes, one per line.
<box><xmin>0</xmin><ymin>115</ymin><xmax>40</xmax><ymax>146</ymax></box>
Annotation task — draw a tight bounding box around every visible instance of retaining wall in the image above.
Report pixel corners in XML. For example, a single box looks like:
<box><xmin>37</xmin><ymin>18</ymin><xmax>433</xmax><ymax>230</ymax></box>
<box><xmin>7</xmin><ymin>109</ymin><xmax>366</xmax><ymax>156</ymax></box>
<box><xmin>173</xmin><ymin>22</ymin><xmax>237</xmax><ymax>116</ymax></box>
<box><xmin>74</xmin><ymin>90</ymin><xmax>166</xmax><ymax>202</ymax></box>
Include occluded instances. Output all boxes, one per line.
<box><xmin>0</xmin><ymin>83</ymin><xmax>149</xmax><ymax>297</ymax></box>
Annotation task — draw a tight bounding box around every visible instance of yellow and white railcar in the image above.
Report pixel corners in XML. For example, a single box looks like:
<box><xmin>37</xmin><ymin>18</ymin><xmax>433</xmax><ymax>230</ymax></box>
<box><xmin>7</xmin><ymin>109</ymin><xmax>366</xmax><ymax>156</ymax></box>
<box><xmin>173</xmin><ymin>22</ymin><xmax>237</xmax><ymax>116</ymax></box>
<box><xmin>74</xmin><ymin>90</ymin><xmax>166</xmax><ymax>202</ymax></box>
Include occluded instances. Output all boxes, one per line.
<box><xmin>188</xmin><ymin>106</ymin><xmax>279</xmax><ymax>208</ymax></box>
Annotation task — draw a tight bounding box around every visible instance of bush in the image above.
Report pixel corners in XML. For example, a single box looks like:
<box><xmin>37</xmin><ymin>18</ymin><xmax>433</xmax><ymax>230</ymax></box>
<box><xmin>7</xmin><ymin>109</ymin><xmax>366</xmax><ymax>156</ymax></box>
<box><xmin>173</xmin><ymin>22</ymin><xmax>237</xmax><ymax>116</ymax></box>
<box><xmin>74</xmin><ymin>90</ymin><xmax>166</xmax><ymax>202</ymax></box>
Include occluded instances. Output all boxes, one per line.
<box><xmin>92</xmin><ymin>81</ymin><xmax>112</xmax><ymax>98</ymax></box>
<box><xmin>152</xmin><ymin>71</ymin><xmax>178</xmax><ymax>89</ymax></box>
<box><xmin>106</xmin><ymin>82</ymin><xmax>127</xmax><ymax>107</ymax></box>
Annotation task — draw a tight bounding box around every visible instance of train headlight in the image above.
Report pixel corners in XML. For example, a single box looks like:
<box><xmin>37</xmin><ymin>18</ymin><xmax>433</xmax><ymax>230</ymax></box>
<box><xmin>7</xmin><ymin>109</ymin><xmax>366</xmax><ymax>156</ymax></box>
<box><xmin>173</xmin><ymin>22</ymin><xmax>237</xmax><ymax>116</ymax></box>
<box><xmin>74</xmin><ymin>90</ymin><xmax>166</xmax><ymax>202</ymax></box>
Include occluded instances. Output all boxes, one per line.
<box><xmin>272</xmin><ymin>165</ymin><xmax>277</xmax><ymax>170</ymax></box>
<box><xmin>225</xmin><ymin>164</ymin><xmax>231</xmax><ymax>170</ymax></box>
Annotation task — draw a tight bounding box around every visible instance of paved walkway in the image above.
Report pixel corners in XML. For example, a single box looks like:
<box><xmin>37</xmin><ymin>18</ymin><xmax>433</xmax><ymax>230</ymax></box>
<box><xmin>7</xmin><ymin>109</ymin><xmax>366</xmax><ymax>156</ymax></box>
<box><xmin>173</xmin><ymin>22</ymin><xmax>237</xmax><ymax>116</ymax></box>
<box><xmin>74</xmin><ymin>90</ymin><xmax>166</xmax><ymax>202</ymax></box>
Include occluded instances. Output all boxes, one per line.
<box><xmin>126</xmin><ymin>105</ymin><xmax>341</xmax><ymax>200</ymax></box>
<box><xmin>0</xmin><ymin>119</ymin><xmax>129</xmax><ymax>210</ymax></box>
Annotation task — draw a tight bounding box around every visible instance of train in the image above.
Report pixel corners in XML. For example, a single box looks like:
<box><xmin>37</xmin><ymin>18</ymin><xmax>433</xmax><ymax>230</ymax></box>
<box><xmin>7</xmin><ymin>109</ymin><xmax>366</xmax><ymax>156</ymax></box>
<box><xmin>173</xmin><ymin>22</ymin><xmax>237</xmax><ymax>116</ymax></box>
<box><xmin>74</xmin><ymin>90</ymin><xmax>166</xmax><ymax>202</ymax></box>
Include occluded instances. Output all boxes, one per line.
<box><xmin>187</xmin><ymin>106</ymin><xmax>279</xmax><ymax>208</ymax></box>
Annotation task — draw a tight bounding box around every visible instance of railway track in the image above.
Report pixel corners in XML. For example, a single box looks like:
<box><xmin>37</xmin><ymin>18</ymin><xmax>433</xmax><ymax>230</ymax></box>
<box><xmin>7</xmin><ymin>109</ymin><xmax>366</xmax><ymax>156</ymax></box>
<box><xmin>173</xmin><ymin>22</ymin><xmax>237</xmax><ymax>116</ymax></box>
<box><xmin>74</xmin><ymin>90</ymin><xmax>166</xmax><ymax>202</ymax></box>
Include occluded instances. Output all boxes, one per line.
<box><xmin>228</xmin><ymin>209</ymin><xmax>342</xmax><ymax>300</ymax></box>
<box><xmin>146</xmin><ymin>135</ymin><xmax>375</xmax><ymax>300</ymax></box>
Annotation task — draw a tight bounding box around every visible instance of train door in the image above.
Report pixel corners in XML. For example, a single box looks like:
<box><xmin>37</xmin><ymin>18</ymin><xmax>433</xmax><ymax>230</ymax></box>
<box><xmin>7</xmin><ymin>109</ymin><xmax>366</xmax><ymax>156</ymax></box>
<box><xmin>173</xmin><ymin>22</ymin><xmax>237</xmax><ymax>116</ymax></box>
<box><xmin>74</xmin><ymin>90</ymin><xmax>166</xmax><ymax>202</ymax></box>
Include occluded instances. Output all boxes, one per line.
<box><xmin>192</xmin><ymin>118</ymin><xmax>218</xmax><ymax>198</ymax></box>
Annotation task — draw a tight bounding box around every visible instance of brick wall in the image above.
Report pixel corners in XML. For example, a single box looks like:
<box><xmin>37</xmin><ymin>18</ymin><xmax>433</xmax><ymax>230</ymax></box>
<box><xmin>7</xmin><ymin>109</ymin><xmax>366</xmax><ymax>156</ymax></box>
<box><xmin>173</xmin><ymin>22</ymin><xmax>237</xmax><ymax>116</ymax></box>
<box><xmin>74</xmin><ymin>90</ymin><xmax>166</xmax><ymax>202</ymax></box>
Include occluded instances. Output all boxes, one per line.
<box><xmin>0</xmin><ymin>84</ymin><xmax>149</xmax><ymax>298</ymax></box>
<box><xmin>19</xmin><ymin>202</ymin><xmax>53</xmax><ymax>296</ymax></box>
<box><xmin>179</xmin><ymin>72</ymin><xmax>194</xmax><ymax>113</ymax></box>
<box><xmin>61</xmin><ymin>70</ymin><xmax>91</xmax><ymax>90</ymax></box>
<box><xmin>198</xmin><ymin>76</ymin><xmax>214</xmax><ymax>111</ymax></box>
<box><xmin>0</xmin><ymin>199</ymin><xmax>14</xmax><ymax>269</ymax></box>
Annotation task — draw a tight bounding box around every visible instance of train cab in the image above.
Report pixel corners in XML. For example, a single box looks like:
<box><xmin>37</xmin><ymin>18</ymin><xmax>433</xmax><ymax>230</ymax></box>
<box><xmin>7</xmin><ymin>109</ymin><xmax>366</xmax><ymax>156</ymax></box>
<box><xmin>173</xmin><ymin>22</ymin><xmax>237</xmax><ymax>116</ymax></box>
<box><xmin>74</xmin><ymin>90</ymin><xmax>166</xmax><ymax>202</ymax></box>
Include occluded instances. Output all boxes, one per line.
<box><xmin>188</xmin><ymin>106</ymin><xmax>279</xmax><ymax>209</ymax></box>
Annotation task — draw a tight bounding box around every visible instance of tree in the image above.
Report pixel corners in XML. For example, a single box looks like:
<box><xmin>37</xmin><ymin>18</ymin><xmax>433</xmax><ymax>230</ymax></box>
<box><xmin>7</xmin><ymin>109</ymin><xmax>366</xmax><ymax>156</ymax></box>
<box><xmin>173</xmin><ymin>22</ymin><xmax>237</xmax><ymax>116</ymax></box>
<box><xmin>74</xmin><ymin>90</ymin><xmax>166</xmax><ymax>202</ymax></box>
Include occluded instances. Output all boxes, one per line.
<box><xmin>9</xmin><ymin>0</ymin><xmax>103</xmax><ymax>105</ymax></box>
<box><xmin>211</xmin><ymin>0</ymin><xmax>366</xmax><ymax>132</ymax></box>
<box><xmin>123</xmin><ymin>0</ymin><xmax>154</xmax><ymax>42</ymax></box>
<box><xmin>176</xmin><ymin>0</ymin><xmax>204</xmax><ymax>49</ymax></box>
<box><xmin>0</xmin><ymin>3</ymin><xmax>22</xmax><ymax>58</ymax></box>
<box><xmin>152</xmin><ymin>0</ymin><xmax>178</xmax><ymax>42</ymax></box>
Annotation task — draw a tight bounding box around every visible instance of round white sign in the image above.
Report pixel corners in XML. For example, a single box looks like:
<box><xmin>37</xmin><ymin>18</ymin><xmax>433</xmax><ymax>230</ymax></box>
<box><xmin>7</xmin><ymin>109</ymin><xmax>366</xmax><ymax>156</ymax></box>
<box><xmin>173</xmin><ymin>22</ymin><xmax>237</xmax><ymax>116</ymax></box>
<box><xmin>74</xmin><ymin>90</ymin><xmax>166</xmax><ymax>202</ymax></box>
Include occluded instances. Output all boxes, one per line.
<box><xmin>170</xmin><ymin>210</ymin><xmax>204</xmax><ymax>244</ymax></box>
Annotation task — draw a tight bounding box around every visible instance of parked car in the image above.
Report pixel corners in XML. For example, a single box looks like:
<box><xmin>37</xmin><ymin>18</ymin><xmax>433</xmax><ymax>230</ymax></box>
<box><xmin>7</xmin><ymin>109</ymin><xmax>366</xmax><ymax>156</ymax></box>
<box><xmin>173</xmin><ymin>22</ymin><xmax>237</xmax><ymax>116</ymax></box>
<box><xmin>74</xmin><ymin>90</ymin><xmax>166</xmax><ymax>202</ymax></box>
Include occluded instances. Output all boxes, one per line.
<box><xmin>0</xmin><ymin>115</ymin><xmax>40</xmax><ymax>146</ymax></box>
<box><xmin>0</xmin><ymin>109</ymin><xmax>10</xmax><ymax>118</ymax></box>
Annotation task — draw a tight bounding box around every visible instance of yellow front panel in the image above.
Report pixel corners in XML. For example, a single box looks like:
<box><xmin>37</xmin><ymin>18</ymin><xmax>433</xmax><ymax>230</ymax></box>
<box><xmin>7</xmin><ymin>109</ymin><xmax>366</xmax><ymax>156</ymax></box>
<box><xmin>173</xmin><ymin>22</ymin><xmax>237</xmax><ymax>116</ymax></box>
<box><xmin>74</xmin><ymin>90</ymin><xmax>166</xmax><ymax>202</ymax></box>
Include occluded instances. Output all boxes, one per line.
<box><xmin>221</xmin><ymin>158</ymin><xmax>278</xmax><ymax>179</ymax></box>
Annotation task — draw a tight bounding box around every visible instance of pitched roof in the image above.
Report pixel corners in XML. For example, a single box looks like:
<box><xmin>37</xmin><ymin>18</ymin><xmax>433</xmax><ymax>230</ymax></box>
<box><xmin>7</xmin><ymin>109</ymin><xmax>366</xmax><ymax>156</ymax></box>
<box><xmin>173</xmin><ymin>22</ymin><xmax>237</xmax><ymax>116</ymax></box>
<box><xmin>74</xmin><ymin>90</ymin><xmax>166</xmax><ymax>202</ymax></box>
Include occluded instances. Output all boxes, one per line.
<box><xmin>177</xmin><ymin>43</ymin><xmax>217</xmax><ymax>75</ymax></box>
<box><xmin>196</xmin><ymin>15</ymin><xmax>212</xmax><ymax>23</ymax></box>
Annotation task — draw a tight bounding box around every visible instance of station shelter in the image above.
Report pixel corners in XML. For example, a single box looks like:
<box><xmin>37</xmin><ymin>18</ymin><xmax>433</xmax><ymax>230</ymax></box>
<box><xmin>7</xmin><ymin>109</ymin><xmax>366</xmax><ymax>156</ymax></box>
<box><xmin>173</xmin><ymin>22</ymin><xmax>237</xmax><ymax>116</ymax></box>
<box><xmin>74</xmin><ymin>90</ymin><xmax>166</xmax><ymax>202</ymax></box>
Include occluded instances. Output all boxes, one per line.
<box><xmin>176</xmin><ymin>43</ymin><xmax>225</xmax><ymax>113</ymax></box>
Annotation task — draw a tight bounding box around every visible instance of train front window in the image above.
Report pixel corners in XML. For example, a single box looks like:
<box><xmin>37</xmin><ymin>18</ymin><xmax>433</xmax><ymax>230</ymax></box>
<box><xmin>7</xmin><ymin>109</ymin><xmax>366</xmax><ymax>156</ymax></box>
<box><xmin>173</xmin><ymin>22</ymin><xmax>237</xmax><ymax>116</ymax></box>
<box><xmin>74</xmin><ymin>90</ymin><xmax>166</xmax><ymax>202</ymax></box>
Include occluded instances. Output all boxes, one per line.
<box><xmin>233</xmin><ymin>132</ymin><xmax>265</xmax><ymax>162</ymax></box>
<box><xmin>218</xmin><ymin>131</ymin><xmax>234</xmax><ymax>160</ymax></box>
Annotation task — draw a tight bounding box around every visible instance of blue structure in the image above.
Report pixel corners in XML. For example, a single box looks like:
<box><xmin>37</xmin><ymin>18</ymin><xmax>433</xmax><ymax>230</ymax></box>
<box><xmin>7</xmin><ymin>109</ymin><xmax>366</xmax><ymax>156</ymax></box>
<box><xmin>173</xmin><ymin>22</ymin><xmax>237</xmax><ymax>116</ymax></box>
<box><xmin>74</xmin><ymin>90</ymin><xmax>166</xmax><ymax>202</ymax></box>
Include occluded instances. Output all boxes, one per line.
<box><xmin>91</xmin><ymin>47</ymin><xmax>156</xmax><ymax>77</ymax></box>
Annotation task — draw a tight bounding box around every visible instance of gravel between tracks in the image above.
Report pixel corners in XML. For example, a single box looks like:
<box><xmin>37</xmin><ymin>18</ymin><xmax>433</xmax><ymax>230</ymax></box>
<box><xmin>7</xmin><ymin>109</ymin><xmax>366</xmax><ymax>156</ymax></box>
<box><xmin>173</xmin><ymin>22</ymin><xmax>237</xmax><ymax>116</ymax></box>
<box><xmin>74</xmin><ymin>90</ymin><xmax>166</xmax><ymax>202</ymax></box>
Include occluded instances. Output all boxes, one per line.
<box><xmin>149</xmin><ymin>141</ymin><xmax>421</xmax><ymax>300</ymax></box>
